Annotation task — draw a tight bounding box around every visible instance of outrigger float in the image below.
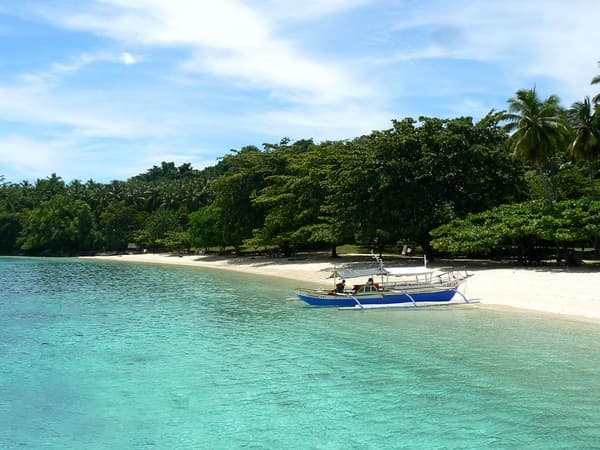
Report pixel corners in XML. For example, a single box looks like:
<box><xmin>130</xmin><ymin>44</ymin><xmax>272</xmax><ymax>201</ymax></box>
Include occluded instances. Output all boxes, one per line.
<box><xmin>294</xmin><ymin>257</ymin><xmax>474</xmax><ymax>310</ymax></box>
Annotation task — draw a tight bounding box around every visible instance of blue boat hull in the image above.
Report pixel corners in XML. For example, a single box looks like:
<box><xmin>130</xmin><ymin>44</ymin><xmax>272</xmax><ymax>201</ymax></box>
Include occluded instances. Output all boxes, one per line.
<box><xmin>295</xmin><ymin>288</ymin><xmax>458</xmax><ymax>308</ymax></box>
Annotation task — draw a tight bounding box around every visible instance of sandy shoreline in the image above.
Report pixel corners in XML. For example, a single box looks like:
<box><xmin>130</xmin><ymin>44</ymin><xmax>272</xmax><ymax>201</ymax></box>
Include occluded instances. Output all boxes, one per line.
<box><xmin>84</xmin><ymin>253</ymin><xmax>600</xmax><ymax>322</ymax></box>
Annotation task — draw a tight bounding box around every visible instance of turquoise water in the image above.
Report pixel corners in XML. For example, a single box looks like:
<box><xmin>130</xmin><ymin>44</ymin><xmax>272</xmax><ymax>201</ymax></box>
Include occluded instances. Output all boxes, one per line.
<box><xmin>1</xmin><ymin>257</ymin><xmax>599</xmax><ymax>449</ymax></box>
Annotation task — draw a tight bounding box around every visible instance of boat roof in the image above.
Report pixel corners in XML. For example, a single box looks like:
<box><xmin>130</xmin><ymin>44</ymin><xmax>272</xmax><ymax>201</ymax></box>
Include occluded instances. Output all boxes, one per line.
<box><xmin>383</xmin><ymin>266</ymin><xmax>435</xmax><ymax>276</ymax></box>
<box><xmin>328</xmin><ymin>267</ymin><xmax>385</xmax><ymax>279</ymax></box>
<box><xmin>329</xmin><ymin>266</ymin><xmax>434</xmax><ymax>279</ymax></box>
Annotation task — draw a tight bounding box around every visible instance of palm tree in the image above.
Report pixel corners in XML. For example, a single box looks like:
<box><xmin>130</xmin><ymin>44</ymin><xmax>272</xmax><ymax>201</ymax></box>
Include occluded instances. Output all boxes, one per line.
<box><xmin>502</xmin><ymin>88</ymin><xmax>567</xmax><ymax>202</ymax></box>
<box><xmin>591</xmin><ymin>61</ymin><xmax>600</xmax><ymax>105</ymax></box>
<box><xmin>568</xmin><ymin>96</ymin><xmax>600</xmax><ymax>197</ymax></box>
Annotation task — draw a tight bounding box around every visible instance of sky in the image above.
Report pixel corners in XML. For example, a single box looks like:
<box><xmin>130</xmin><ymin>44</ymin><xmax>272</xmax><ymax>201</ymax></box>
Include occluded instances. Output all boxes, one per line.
<box><xmin>0</xmin><ymin>0</ymin><xmax>599</xmax><ymax>183</ymax></box>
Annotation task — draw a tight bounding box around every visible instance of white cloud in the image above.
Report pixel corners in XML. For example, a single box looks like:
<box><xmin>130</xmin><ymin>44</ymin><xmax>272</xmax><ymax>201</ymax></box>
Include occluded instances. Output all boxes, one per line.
<box><xmin>383</xmin><ymin>1</ymin><xmax>600</xmax><ymax>101</ymax></box>
<box><xmin>244</xmin><ymin>103</ymin><xmax>393</xmax><ymax>142</ymax></box>
<box><xmin>37</xmin><ymin>0</ymin><xmax>370</xmax><ymax>104</ymax></box>
<box><xmin>120</xmin><ymin>51</ymin><xmax>137</xmax><ymax>65</ymax></box>
<box><xmin>0</xmin><ymin>133</ymin><xmax>211</xmax><ymax>182</ymax></box>
<box><xmin>3</xmin><ymin>0</ymin><xmax>600</xmax><ymax>183</ymax></box>
<box><xmin>255</xmin><ymin>0</ymin><xmax>374</xmax><ymax>21</ymax></box>
<box><xmin>18</xmin><ymin>51</ymin><xmax>140</xmax><ymax>90</ymax></box>
<box><xmin>0</xmin><ymin>135</ymin><xmax>67</xmax><ymax>180</ymax></box>
<box><xmin>0</xmin><ymin>83</ymin><xmax>164</xmax><ymax>139</ymax></box>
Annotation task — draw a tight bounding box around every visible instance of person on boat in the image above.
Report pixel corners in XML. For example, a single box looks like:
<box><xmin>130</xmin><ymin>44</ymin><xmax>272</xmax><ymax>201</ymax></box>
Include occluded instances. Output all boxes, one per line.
<box><xmin>365</xmin><ymin>277</ymin><xmax>376</xmax><ymax>292</ymax></box>
<box><xmin>335</xmin><ymin>280</ymin><xmax>346</xmax><ymax>293</ymax></box>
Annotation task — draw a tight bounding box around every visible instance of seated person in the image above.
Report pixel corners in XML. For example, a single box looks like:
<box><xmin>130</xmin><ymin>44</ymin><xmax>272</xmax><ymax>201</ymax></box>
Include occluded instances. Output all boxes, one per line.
<box><xmin>364</xmin><ymin>277</ymin><xmax>376</xmax><ymax>292</ymax></box>
<box><xmin>335</xmin><ymin>280</ymin><xmax>346</xmax><ymax>293</ymax></box>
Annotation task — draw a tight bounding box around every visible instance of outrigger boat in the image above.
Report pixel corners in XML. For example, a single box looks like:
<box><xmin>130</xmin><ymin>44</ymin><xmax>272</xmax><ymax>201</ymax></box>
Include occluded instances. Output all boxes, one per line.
<box><xmin>294</xmin><ymin>258</ymin><xmax>472</xmax><ymax>309</ymax></box>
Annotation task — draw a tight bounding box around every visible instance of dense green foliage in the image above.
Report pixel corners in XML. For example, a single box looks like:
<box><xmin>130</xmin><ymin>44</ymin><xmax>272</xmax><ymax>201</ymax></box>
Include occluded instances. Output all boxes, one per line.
<box><xmin>431</xmin><ymin>198</ymin><xmax>600</xmax><ymax>264</ymax></box>
<box><xmin>0</xmin><ymin>162</ymin><xmax>222</xmax><ymax>255</ymax></box>
<box><xmin>1</xmin><ymin>115</ymin><xmax>525</xmax><ymax>257</ymax></box>
<box><xmin>430</xmin><ymin>73</ymin><xmax>600</xmax><ymax>264</ymax></box>
<box><xmin>18</xmin><ymin>195</ymin><xmax>96</xmax><ymax>254</ymax></box>
<box><xmin>2</xmin><ymin>66</ymin><xmax>600</xmax><ymax>263</ymax></box>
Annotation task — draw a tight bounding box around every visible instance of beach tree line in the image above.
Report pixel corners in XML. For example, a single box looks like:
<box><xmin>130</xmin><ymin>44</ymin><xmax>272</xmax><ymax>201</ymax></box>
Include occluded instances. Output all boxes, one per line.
<box><xmin>1</xmin><ymin>117</ymin><xmax>524</xmax><ymax>257</ymax></box>
<box><xmin>430</xmin><ymin>64</ymin><xmax>600</xmax><ymax>263</ymax></box>
<box><xmin>1</xmin><ymin>63</ymin><xmax>599</xmax><ymax>263</ymax></box>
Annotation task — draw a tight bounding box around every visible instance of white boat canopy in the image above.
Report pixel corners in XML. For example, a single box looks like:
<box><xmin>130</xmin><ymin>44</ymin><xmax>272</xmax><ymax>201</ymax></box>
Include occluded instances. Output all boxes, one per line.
<box><xmin>383</xmin><ymin>267</ymin><xmax>435</xmax><ymax>276</ymax></box>
<box><xmin>328</xmin><ymin>266</ymin><xmax>434</xmax><ymax>279</ymax></box>
<box><xmin>327</xmin><ymin>267</ymin><xmax>385</xmax><ymax>279</ymax></box>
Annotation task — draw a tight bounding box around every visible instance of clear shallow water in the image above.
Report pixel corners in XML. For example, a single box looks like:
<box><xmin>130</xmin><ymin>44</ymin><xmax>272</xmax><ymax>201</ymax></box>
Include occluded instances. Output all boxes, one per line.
<box><xmin>1</xmin><ymin>257</ymin><xmax>599</xmax><ymax>449</ymax></box>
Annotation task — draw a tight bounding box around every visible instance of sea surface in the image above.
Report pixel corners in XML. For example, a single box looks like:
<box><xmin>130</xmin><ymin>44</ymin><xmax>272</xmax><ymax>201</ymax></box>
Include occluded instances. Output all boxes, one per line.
<box><xmin>1</xmin><ymin>256</ymin><xmax>599</xmax><ymax>449</ymax></box>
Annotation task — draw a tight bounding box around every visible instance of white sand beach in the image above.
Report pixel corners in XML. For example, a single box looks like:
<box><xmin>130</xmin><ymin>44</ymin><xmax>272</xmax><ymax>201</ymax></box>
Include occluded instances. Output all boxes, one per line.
<box><xmin>86</xmin><ymin>253</ymin><xmax>600</xmax><ymax>322</ymax></box>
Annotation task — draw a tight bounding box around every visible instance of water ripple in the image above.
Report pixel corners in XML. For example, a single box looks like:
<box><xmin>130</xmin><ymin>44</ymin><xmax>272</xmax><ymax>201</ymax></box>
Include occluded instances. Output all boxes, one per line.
<box><xmin>1</xmin><ymin>256</ymin><xmax>599</xmax><ymax>449</ymax></box>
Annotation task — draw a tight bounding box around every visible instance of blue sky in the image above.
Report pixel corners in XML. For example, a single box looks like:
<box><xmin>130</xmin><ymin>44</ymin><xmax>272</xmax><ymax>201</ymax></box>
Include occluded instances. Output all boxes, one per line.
<box><xmin>1</xmin><ymin>0</ymin><xmax>599</xmax><ymax>182</ymax></box>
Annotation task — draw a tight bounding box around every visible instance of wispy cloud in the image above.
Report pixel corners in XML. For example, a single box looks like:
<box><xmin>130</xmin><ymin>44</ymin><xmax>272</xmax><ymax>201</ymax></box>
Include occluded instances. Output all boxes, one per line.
<box><xmin>247</xmin><ymin>103</ymin><xmax>393</xmax><ymax>142</ymax></box>
<box><xmin>0</xmin><ymin>131</ymin><xmax>218</xmax><ymax>182</ymax></box>
<box><xmin>255</xmin><ymin>0</ymin><xmax>375</xmax><ymax>21</ymax></box>
<box><xmin>380</xmin><ymin>1</ymin><xmax>600</xmax><ymax>100</ymax></box>
<box><xmin>119</xmin><ymin>51</ymin><xmax>137</xmax><ymax>65</ymax></box>
<box><xmin>0</xmin><ymin>135</ymin><xmax>69</xmax><ymax>180</ymax></box>
<box><xmin>0</xmin><ymin>82</ymin><xmax>162</xmax><ymax>139</ymax></box>
<box><xmin>36</xmin><ymin>0</ymin><xmax>371</xmax><ymax>104</ymax></box>
<box><xmin>17</xmin><ymin>50</ymin><xmax>140</xmax><ymax>87</ymax></box>
<box><xmin>1</xmin><ymin>0</ymin><xmax>599</xmax><ymax>182</ymax></box>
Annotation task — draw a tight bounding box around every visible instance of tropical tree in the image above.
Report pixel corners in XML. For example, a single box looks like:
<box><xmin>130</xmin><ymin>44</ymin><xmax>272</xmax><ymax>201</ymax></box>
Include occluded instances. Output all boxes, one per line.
<box><xmin>591</xmin><ymin>61</ymin><xmax>600</xmax><ymax>105</ymax></box>
<box><xmin>19</xmin><ymin>195</ymin><xmax>96</xmax><ymax>254</ymax></box>
<box><xmin>0</xmin><ymin>180</ymin><xmax>34</xmax><ymax>212</ymax></box>
<box><xmin>33</xmin><ymin>173</ymin><xmax>66</xmax><ymax>203</ymax></box>
<box><xmin>329</xmin><ymin>115</ymin><xmax>525</xmax><ymax>257</ymax></box>
<box><xmin>431</xmin><ymin>198</ymin><xmax>600</xmax><ymax>264</ymax></box>
<box><xmin>568</xmin><ymin>97</ymin><xmax>600</xmax><ymax>197</ymax></box>
<box><xmin>410</xmin><ymin>114</ymin><xmax>527</xmax><ymax>251</ymax></box>
<box><xmin>208</xmin><ymin>146</ymin><xmax>276</xmax><ymax>253</ymax></box>
<box><xmin>98</xmin><ymin>201</ymin><xmax>147</xmax><ymax>251</ymax></box>
<box><xmin>134</xmin><ymin>208</ymin><xmax>181</xmax><ymax>251</ymax></box>
<box><xmin>502</xmin><ymin>88</ymin><xmax>568</xmax><ymax>202</ymax></box>
<box><xmin>297</xmin><ymin>140</ymin><xmax>355</xmax><ymax>257</ymax></box>
<box><xmin>188</xmin><ymin>205</ymin><xmax>225</xmax><ymax>252</ymax></box>
<box><xmin>248</xmin><ymin>139</ymin><xmax>334</xmax><ymax>256</ymax></box>
<box><xmin>0</xmin><ymin>212</ymin><xmax>23</xmax><ymax>252</ymax></box>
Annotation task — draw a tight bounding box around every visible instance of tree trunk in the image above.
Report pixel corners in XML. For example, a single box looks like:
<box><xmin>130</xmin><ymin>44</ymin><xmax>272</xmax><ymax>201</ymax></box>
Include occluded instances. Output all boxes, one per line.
<box><xmin>589</xmin><ymin>163</ymin><xmax>597</xmax><ymax>199</ymax></box>
<box><xmin>330</xmin><ymin>244</ymin><xmax>338</xmax><ymax>258</ymax></box>
<box><xmin>537</xmin><ymin>164</ymin><xmax>555</xmax><ymax>203</ymax></box>
<box><xmin>421</xmin><ymin>240</ymin><xmax>435</xmax><ymax>262</ymax></box>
